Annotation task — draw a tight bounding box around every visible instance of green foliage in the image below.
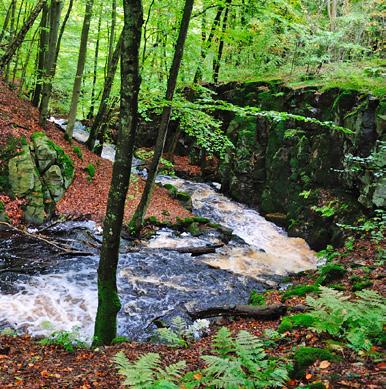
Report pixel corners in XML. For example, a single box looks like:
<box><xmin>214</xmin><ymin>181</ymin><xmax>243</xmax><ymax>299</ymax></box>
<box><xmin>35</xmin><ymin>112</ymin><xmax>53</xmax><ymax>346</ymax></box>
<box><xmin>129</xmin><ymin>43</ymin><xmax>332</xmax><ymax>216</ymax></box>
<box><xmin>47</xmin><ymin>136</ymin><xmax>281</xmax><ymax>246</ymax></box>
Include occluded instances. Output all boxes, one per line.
<box><xmin>115</xmin><ymin>327</ymin><xmax>289</xmax><ymax>388</ymax></box>
<box><xmin>114</xmin><ymin>351</ymin><xmax>186</xmax><ymax>389</ymax></box>
<box><xmin>316</xmin><ymin>263</ymin><xmax>347</xmax><ymax>285</ymax></box>
<box><xmin>111</xmin><ymin>336</ymin><xmax>130</xmax><ymax>344</ymax></box>
<box><xmin>46</xmin><ymin>139</ymin><xmax>74</xmax><ymax>181</ymax></box>
<box><xmin>84</xmin><ymin>163</ymin><xmax>96</xmax><ymax>182</ymax></box>
<box><xmin>281</xmin><ymin>284</ymin><xmax>320</xmax><ymax>302</ymax></box>
<box><xmin>249</xmin><ymin>290</ymin><xmax>266</xmax><ymax>306</ymax></box>
<box><xmin>293</xmin><ymin>347</ymin><xmax>337</xmax><ymax>379</ymax></box>
<box><xmin>0</xmin><ymin>327</ymin><xmax>18</xmax><ymax>337</ymax></box>
<box><xmin>0</xmin><ymin>136</ymin><xmax>23</xmax><ymax>192</ymax></box>
<box><xmin>278</xmin><ymin>314</ymin><xmax>316</xmax><ymax>334</ymax></box>
<box><xmin>72</xmin><ymin>146</ymin><xmax>83</xmax><ymax>160</ymax></box>
<box><xmin>306</xmin><ymin>287</ymin><xmax>386</xmax><ymax>351</ymax></box>
<box><xmin>39</xmin><ymin>328</ymin><xmax>87</xmax><ymax>353</ymax></box>
<box><xmin>200</xmin><ymin>328</ymin><xmax>290</xmax><ymax>388</ymax></box>
<box><xmin>317</xmin><ymin>245</ymin><xmax>341</xmax><ymax>262</ymax></box>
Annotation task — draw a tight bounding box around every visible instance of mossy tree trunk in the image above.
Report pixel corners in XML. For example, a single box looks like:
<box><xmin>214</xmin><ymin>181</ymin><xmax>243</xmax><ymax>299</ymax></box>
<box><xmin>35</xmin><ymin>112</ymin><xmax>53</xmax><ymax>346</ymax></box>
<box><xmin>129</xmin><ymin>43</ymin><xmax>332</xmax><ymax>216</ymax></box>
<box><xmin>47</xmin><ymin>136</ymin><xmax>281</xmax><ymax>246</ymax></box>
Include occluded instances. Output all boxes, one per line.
<box><xmin>93</xmin><ymin>0</ymin><xmax>143</xmax><ymax>347</ymax></box>
<box><xmin>129</xmin><ymin>0</ymin><xmax>194</xmax><ymax>235</ymax></box>
<box><xmin>65</xmin><ymin>0</ymin><xmax>94</xmax><ymax>140</ymax></box>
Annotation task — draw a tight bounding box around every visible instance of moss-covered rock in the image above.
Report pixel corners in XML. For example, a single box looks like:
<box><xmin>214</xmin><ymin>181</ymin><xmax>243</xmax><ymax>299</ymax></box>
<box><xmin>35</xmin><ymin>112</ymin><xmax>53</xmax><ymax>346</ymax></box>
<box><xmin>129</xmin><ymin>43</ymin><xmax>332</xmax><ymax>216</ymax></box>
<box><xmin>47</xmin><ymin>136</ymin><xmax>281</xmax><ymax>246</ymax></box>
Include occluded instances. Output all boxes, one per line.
<box><xmin>293</xmin><ymin>347</ymin><xmax>337</xmax><ymax>378</ymax></box>
<box><xmin>6</xmin><ymin>133</ymin><xmax>74</xmax><ymax>224</ymax></box>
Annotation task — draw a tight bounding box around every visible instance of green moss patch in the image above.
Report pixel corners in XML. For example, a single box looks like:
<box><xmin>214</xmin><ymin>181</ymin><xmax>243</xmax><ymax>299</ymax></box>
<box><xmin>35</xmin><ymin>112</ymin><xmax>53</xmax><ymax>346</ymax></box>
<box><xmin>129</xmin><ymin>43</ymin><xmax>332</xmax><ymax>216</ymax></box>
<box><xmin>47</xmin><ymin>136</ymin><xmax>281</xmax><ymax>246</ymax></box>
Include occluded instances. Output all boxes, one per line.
<box><xmin>293</xmin><ymin>347</ymin><xmax>337</xmax><ymax>378</ymax></box>
<box><xmin>278</xmin><ymin>313</ymin><xmax>316</xmax><ymax>333</ymax></box>
<box><xmin>281</xmin><ymin>284</ymin><xmax>320</xmax><ymax>302</ymax></box>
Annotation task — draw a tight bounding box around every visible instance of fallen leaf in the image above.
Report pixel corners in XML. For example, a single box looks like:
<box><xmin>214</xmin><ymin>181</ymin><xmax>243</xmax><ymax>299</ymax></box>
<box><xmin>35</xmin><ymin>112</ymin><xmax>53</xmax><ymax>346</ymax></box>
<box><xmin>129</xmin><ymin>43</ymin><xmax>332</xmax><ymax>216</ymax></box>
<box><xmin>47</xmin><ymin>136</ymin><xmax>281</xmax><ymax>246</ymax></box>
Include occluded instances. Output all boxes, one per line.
<box><xmin>40</xmin><ymin>370</ymin><xmax>49</xmax><ymax>378</ymax></box>
<box><xmin>306</xmin><ymin>373</ymin><xmax>313</xmax><ymax>380</ymax></box>
<box><xmin>319</xmin><ymin>360</ymin><xmax>331</xmax><ymax>369</ymax></box>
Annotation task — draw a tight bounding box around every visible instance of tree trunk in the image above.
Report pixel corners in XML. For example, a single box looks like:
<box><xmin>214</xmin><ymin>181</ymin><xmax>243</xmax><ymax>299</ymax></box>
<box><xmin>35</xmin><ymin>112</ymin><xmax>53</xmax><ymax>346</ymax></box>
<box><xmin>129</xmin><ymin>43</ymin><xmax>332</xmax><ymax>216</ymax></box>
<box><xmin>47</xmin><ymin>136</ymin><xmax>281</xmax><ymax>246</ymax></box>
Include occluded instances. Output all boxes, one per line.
<box><xmin>193</xmin><ymin>5</ymin><xmax>223</xmax><ymax>83</ymax></box>
<box><xmin>213</xmin><ymin>0</ymin><xmax>231</xmax><ymax>84</ymax></box>
<box><xmin>86</xmin><ymin>32</ymin><xmax>122</xmax><ymax>151</ymax></box>
<box><xmin>107</xmin><ymin>0</ymin><xmax>117</xmax><ymax>69</ymax></box>
<box><xmin>32</xmin><ymin>0</ymin><xmax>49</xmax><ymax>107</ymax></box>
<box><xmin>129</xmin><ymin>0</ymin><xmax>194</xmax><ymax>235</ymax></box>
<box><xmin>93</xmin><ymin>0</ymin><xmax>143</xmax><ymax>347</ymax></box>
<box><xmin>0</xmin><ymin>0</ymin><xmax>44</xmax><ymax>72</ymax></box>
<box><xmin>88</xmin><ymin>8</ymin><xmax>102</xmax><ymax>119</ymax></box>
<box><xmin>0</xmin><ymin>0</ymin><xmax>15</xmax><ymax>46</ymax></box>
<box><xmin>54</xmin><ymin>0</ymin><xmax>74</xmax><ymax>65</ymax></box>
<box><xmin>65</xmin><ymin>0</ymin><xmax>94</xmax><ymax>140</ymax></box>
<box><xmin>38</xmin><ymin>0</ymin><xmax>63</xmax><ymax>126</ymax></box>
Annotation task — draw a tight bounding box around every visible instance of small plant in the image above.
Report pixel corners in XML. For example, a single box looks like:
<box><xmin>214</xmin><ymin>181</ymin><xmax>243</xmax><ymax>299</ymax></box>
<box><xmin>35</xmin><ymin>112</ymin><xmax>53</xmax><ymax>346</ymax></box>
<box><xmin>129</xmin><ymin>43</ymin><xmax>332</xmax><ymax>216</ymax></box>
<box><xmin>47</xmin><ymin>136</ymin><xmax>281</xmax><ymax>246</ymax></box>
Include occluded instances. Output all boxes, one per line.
<box><xmin>72</xmin><ymin>146</ymin><xmax>83</xmax><ymax>160</ymax></box>
<box><xmin>114</xmin><ymin>351</ymin><xmax>186</xmax><ymax>388</ymax></box>
<box><xmin>39</xmin><ymin>328</ymin><xmax>87</xmax><ymax>352</ymax></box>
<box><xmin>249</xmin><ymin>290</ymin><xmax>266</xmax><ymax>306</ymax></box>
<box><xmin>278</xmin><ymin>313</ymin><xmax>316</xmax><ymax>333</ymax></box>
<box><xmin>84</xmin><ymin>163</ymin><xmax>96</xmax><ymax>182</ymax></box>
<box><xmin>281</xmin><ymin>284</ymin><xmax>320</xmax><ymax>302</ymax></box>
<box><xmin>0</xmin><ymin>327</ymin><xmax>18</xmax><ymax>336</ymax></box>
<box><xmin>311</xmin><ymin>202</ymin><xmax>336</xmax><ymax>218</ymax></box>
<box><xmin>306</xmin><ymin>287</ymin><xmax>386</xmax><ymax>351</ymax></box>
<box><xmin>115</xmin><ymin>327</ymin><xmax>289</xmax><ymax>388</ymax></box>
<box><xmin>316</xmin><ymin>263</ymin><xmax>347</xmax><ymax>285</ymax></box>
<box><xmin>153</xmin><ymin>316</ymin><xmax>210</xmax><ymax>347</ymax></box>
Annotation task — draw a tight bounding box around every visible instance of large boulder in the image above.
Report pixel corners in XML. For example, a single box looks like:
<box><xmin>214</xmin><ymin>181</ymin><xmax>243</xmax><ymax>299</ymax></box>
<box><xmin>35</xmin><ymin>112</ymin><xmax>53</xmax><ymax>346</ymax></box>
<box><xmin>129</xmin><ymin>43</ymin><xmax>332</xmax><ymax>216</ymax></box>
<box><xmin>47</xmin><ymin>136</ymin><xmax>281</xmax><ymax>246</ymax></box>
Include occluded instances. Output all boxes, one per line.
<box><xmin>7</xmin><ymin>133</ymin><xmax>74</xmax><ymax>224</ymax></box>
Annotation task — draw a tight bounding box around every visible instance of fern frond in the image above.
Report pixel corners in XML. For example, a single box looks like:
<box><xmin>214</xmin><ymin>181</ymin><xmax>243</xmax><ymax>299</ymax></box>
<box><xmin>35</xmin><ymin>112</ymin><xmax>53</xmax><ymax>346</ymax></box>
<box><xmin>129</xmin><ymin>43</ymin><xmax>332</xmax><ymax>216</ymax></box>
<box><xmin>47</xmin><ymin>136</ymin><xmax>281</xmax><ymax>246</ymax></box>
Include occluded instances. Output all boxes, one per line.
<box><xmin>157</xmin><ymin>360</ymin><xmax>187</xmax><ymax>382</ymax></box>
<box><xmin>212</xmin><ymin>327</ymin><xmax>235</xmax><ymax>357</ymax></box>
<box><xmin>235</xmin><ymin>330</ymin><xmax>266</xmax><ymax>361</ymax></box>
<box><xmin>114</xmin><ymin>352</ymin><xmax>160</xmax><ymax>388</ymax></box>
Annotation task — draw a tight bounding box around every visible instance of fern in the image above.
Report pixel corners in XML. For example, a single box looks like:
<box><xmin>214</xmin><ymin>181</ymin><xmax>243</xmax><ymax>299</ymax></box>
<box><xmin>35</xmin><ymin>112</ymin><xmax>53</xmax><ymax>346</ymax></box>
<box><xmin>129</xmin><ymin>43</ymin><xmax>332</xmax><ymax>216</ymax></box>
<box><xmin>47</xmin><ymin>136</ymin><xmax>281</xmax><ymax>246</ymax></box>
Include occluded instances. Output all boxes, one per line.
<box><xmin>114</xmin><ymin>352</ymin><xmax>185</xmax><ymax>388</ymax></box>
<box><xmin>211</xmin><ymin>327</ymin><xmax>235</xmax><ymax>357</ymax></box>
<box><xmin>306</xmin><ymin>287</ymin><xmax>386</xmax><ymax>351</ymax></box>
<box><xmin>202</xmin><ymin>328</ymin><xmax>289</xmax><ymax>388</ymax></box>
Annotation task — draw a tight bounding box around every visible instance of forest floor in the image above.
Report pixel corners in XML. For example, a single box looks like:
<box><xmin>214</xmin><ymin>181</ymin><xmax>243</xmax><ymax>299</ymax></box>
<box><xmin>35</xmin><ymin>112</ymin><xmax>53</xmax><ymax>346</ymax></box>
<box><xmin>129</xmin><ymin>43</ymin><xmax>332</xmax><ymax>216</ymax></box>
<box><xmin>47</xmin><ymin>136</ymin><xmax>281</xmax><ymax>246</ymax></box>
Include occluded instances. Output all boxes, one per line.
<box><xmin>0</xmin><ymin>80</ymin><xmax>385</xmax><ymax>388</ymax></box>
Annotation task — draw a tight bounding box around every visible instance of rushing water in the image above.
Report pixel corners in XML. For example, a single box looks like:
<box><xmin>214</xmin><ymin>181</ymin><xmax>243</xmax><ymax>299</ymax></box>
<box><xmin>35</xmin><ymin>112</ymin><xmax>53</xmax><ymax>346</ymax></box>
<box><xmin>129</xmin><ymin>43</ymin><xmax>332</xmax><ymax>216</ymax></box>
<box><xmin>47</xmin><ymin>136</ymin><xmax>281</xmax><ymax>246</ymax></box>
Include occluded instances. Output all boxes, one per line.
<box><xmin>0</xmin><ymin>122</ymin><xmax>317</xmax><ymax>341</ymax></box>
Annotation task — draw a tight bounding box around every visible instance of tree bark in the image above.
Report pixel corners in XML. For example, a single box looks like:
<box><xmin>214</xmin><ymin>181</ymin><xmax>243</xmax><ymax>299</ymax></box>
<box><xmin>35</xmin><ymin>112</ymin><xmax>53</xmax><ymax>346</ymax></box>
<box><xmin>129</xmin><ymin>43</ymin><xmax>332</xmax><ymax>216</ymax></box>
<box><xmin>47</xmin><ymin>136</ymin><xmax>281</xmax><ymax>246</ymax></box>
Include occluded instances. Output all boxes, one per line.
<box><xmin>93</xmin><ymin>0</ymin><xmax>143</xmax><ymax>347</ymax></box>
<box><xmin>0</xmin><ymin>0</ymin><xmax>15</xmax><ymax>46</ymax></box>
<box><xmin>88</xmin><ymin>7</ymin><xmax>102</xmax><ymax>119</ymax></box>
<box><xmin>189</xmin><ymin>304</ymin><xmax>287</xmax><ymax>320</ymax></box>
<box><xmin>213</xmin><ymin>0</ymin><xmax>231</xmax><ymax>84</ymax></box>
<box><xmin>86</xmin><ymin>32</ymin><xmax>122</xmax><ymax>151</ymax></box>
<box><xmin>38</xmin><ymin>0</ymin><xmax>63</xmax><ymax>127</ymax></box>
<box><xmin>193</xmin><ymin>4</ymin><xmax>223</xmax><ymax>83</ymax></box>
<box><xmin>32</xmin><ymin>0</ymin><xmax>49</xmax><ymax>107</ymax></box>
<box><xmin>65</xmin><ymin>0</ymin><xmax>94</xmax><ymax>140</ymax></box>
<box><xmin>107</xmin><ymin>0</ymin><xmax>117</xmax><ymax>69</ymax></box>
<box><xmin>0</xmin><ymin>0</ymin><xmax>44</xmax><ymax>72</ymax></box>
<box><xmin>129</xmin><ymin>0</ymin><xmax>194</xmax><ymax>235</ymax></box>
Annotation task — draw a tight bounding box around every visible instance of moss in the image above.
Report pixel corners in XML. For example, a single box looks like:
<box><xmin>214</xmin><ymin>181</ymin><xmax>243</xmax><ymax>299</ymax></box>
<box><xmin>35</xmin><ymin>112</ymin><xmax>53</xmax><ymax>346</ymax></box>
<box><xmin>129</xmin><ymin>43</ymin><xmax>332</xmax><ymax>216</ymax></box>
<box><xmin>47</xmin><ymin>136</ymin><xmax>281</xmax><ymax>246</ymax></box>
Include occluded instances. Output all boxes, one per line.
<box><xmin>163</xmin><ymin>183</ymin><xmax>178</xmax><ymax>197</ymax></box>
<box><xmin>111</xmin><ymin>336</ymin><xmax>130</xmax><ymax>344</ymax></box>
<box><xmin>249</xmin><ymin>290</ymin><xmax>266</xmax><ymax>306</ymax></box>
<box><xmin>329</xmin><ymin>283</ymin><xmax>346</xmax><ymax>291</ymax></box>
<box><xmin>352</xmin><ymin>280</ymin><xmax>373</xmax><ymax>291</ymax></box>
<box><xmin>30</xmin><ymin>131</ymin><xmax>46</xmax><ymax>141</ymax></box>
<box><xmin>84</xmin><ymin>163</ymin><xmax>96</xmax><ymax>182</ymax></box>
<box><xmin>293</xmin><ymin>347</ymin><xmax>337</xmax><ymax>378</ymax></box>
<box><xmin>176</xmin><ymin>216</ymin><xmax>209</xmax><ymax>225</ymax></box>
<box><xmin>46</xmin><ymin>139</ymin><xmax>74</xmax><ymax>180</ymax></box>
<box><xmin>176</xmin><ymin>191</ymin><xmax>191</xmax><ymax>202</ymax></box>
<box><xmin>302</xmin><ymin>383</ymin><xmax>327</xmax><ymax>389</ymax></box>
<box><xmin>187</xmin><ymin>222</ymin><xmax>201</xmax><ymax>236</ymax></box>
<box><xmin>72</xmin><ymin>146</ymin><xmax>83</xmax><ymax>160</ymax></box>
<box><xmin>316</xmin><ymin>263</ymin><xmax>347</xmax><ymax>285</ymax></box>
<box><xmin>281</xmin><ymin>284</ymin><xmax>320</xmax><ymax>302</ymax></box>
<box><xmin>278</xmin><ymin>313</ymin><xmax>315</xmax><ymax>333</ymax></box>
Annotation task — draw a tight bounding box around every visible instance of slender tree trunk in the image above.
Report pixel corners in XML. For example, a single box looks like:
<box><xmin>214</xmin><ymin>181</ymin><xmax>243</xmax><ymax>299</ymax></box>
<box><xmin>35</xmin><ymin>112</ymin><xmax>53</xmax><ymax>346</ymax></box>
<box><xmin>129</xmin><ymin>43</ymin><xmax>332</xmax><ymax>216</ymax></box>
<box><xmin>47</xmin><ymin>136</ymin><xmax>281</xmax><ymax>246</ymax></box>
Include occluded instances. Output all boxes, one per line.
<box><xmin>107</xmin><ymin>0</ymin><xmax>117</xmax><ymax>69</ymax></box>
<box><xmin>193</xmin><ymin>5</ymin><xmax>223</xmax><ymax>83</ymax></box>
<box><xmin>88</xmin><ymin>8</ymin><xmax>102</xmax><ymax>119</ymax></box>
<box><xmin>32</xmin><ymin>0</ymin><xmax>49</xmax><ymax>107</ymax></box>
<box><xmin>38</xmin><ymin>0</ymin><xmax>63</xmax><ymax>126</ymax></box>
<box><xmin>213</xmin><ymin>0</ymin><xmax>231</xmax><ymax>84</ymax></box>
<box><xmin>4</xmin><ymin>0</ymin><xmax>16</xmax><ymax>80</ymax></box>
<box><xmin>129</xmin><ymin>0</ymin><xmax>194</xmax><ymax>235</ymax></box>
<box><xmin>0</xmin><ymin>0</ymin><xmax>44</xmax><ymax>72</ymax></box>
<box><xmin>65</xmin><ymin>0</ymin><xmax>94</xmax><ymax>140</ymax></box>
<box><xmin>86</xmin><ymin>32</ymin><xmax>122</xmax><ymax>151</ymax></box>
<box><xmin>19</xmin><ymin>26</ymin><xmax>39</xmax><ymax>94</ymax></box>
<box><xmin>141</xmin><ymin>0</ymin><xmax>155</xmax><ymax>66</ymax></box>
<box><xmin>93</xmin><ymin>0</ymin><xmax>143</xmax><ymax>347</ymax></box>
<box><xmin>54</xmin><ymin>0</ymin><xmax>74</xmax><ymax>65</ymax></box>
<box><xmin>0</xmin><ymin>0</ymin><xmax>15</xmax><ymax>46</ymax></box>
